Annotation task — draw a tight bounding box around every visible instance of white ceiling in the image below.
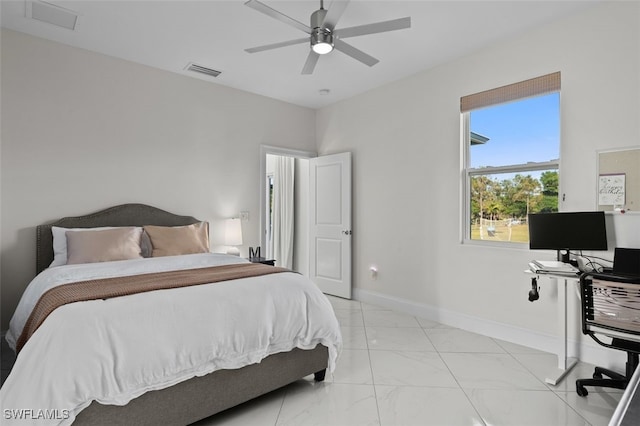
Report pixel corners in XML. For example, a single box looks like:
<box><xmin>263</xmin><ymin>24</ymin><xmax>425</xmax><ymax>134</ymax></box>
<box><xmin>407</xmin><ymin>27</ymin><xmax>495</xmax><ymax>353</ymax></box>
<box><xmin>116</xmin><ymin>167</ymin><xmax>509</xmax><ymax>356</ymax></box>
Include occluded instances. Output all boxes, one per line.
<box><xmin>1</xmin><ymin>0</ymin><xmax>600</xmax><ymax>109</ymax></box>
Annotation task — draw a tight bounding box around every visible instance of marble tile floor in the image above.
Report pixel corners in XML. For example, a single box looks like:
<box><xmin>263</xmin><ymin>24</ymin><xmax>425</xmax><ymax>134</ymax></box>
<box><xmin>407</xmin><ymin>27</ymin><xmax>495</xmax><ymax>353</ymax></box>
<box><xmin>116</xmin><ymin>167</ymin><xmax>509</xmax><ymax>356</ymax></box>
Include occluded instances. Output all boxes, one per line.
<box><xmin>194</xmin><ymin>296</ymin><xmax>623</xmax><ymax>426</ymax></box>
<box><xmin>1</xmin><ymin>297</ymin><xmax>624</xmax><ymax>426</ymax></box>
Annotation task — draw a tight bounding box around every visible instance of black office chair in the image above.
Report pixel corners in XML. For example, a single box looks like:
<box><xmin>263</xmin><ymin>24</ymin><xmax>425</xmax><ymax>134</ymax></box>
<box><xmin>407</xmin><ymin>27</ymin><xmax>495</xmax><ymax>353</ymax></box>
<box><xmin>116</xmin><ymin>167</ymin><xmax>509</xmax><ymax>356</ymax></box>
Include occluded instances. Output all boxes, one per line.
<box><xmin>576</xmin><ymin>272</ymin><xmax>640</xmax><ymax>397</ymax></box>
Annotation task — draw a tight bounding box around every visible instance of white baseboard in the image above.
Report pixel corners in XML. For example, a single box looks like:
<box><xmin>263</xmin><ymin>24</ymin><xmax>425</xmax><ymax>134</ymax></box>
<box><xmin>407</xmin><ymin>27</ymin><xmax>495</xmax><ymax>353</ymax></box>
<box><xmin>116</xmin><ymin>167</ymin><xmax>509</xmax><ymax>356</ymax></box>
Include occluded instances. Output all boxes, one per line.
<box><xmin>353</xmin><ymin>288</ymin><xmax>627</xmax><ymax>372</ymax></box>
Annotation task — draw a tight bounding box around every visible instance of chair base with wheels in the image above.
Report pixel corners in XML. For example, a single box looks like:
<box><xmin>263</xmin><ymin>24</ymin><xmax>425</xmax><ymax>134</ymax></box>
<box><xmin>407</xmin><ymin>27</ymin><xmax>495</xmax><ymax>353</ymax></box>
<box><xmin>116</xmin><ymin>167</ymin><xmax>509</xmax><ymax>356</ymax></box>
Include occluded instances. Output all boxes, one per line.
<box><xmin>576</xmin><ymin>273</ymin><xmax>640</xmax><ymax>397</ymax></box>
<box><xmin>576</xmin><ymin>343</ymin><xmax>639</xmax><ymax>396</ymax></box>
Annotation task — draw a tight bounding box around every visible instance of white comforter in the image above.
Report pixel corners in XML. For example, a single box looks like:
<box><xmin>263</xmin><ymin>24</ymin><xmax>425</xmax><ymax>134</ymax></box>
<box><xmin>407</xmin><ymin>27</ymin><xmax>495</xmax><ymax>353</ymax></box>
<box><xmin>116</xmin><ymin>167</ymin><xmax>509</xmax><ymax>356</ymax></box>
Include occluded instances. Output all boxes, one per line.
<box><xmin>0</xmin><ymin>253</ymin><xmax>342</xmax><ymax>426</ymax></box>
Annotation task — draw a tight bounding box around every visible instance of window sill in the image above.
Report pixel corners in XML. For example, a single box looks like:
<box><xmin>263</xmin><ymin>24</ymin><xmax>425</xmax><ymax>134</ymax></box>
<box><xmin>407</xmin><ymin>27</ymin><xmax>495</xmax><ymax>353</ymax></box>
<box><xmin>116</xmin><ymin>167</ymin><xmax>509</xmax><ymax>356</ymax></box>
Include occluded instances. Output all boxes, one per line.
<box><xmin>461</xmin><ymin>238</ymin><xmax>529</xmax><ymax>250</ymax></box>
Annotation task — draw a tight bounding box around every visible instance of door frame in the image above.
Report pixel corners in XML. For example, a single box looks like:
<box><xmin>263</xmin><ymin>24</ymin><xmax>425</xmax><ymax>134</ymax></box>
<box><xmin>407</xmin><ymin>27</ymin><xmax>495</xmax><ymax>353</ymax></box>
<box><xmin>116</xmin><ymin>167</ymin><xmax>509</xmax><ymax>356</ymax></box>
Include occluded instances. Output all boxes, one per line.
<box><xmin>259</xmin><ymin>145</ymin><xmax>317</xmax><ymax>260</ymax></box>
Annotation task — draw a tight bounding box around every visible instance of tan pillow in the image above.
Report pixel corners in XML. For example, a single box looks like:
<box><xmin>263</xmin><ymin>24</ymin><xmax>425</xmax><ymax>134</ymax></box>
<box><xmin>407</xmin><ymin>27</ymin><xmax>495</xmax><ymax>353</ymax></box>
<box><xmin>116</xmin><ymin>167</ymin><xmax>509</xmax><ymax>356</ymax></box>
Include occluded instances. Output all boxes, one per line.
<box><xmin>144</xmin><ymin>222</ymin><xmax>210</xmax><ymax>257</ymax></box>
<box><xmin>66</xmin><ymin>227</ymin><xmax>143</xmax><ymax>265</ymax></box>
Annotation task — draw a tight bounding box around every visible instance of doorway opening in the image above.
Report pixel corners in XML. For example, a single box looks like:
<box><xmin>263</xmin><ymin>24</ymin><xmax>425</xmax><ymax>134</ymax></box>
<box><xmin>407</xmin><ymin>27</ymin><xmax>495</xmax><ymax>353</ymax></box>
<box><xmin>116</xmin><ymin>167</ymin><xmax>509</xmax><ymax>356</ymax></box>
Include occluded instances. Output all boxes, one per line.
<box><xmin>260</xmin><ymin>146</ymin><xmax>316</xmax><ymax>275</ymax></box>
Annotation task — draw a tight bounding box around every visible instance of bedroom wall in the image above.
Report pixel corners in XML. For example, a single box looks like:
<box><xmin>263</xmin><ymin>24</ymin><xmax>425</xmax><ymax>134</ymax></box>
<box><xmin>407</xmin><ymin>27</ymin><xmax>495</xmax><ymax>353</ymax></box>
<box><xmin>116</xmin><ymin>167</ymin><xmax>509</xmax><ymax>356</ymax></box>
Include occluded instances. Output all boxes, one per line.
<box><xmin>316</xmin><ymin>1</ymin><xmax>640</xmax><ymax>367</ymax></box>
<box><xmin>0</xmin><ymin>29</ymin><xmax>316</xmax><ymax>330</ymax></box>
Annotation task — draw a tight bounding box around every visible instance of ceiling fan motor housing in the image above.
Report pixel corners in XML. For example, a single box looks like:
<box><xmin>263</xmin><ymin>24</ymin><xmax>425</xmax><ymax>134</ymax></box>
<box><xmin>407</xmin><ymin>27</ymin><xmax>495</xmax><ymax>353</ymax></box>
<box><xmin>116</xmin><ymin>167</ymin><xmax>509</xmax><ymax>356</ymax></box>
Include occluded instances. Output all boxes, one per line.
<box><xmin>310</xmin><ymin>8</ymin><xmax>328</xmax><ymax>30</ymax></box>
<box><xmin>310</xmin><ymin>8</ymin><xmax>333</xmax><ymax>53</ymax></box>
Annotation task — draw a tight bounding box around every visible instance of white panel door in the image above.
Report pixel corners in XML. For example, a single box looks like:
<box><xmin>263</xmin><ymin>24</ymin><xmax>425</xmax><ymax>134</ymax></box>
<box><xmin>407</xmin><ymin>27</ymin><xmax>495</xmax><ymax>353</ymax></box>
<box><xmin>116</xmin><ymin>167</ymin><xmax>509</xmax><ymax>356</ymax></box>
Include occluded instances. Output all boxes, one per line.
<box><xmin>309</xmin><ymin>152</ymin><xmax>352</xmax><ymax>299</ymax></box>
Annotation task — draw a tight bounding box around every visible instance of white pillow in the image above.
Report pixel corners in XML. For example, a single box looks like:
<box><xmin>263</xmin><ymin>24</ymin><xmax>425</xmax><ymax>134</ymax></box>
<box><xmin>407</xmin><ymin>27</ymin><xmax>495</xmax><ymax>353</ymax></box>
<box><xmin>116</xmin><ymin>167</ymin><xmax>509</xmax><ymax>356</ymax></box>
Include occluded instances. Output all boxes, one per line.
<box><xmin>50</xmin><ymin>226</ymin><xmax>132</xmax><ymax>267</ymax></box>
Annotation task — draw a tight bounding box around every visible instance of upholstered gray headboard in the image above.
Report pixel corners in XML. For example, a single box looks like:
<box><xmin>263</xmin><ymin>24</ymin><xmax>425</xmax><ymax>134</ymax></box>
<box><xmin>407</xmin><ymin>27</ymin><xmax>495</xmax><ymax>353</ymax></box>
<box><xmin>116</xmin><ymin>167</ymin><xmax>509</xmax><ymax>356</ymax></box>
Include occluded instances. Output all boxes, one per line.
<box><xmin>36</xmin><ymin>203</ymin><xmax>200</xmax><ymax>274</ymax></box>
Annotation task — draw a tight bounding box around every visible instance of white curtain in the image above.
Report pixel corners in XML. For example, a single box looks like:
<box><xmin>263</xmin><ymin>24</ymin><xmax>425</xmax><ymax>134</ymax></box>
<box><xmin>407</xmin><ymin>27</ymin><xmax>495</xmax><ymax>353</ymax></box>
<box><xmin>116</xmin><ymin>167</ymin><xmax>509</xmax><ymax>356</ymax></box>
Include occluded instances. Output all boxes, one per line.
<box><xmin>272</xmin><ymin>156</ymin><xmax>295</xmax><ymax>268</ymax></box>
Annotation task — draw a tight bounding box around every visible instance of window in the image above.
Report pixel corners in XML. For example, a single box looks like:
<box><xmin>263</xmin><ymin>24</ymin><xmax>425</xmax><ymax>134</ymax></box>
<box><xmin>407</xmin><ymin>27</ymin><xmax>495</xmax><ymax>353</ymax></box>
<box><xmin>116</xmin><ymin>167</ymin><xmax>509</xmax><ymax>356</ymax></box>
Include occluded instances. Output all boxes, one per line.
<box><xmin>461</xmin><ymin>72</ymin><xmax>560</xmax><ymax>244</ymax></box>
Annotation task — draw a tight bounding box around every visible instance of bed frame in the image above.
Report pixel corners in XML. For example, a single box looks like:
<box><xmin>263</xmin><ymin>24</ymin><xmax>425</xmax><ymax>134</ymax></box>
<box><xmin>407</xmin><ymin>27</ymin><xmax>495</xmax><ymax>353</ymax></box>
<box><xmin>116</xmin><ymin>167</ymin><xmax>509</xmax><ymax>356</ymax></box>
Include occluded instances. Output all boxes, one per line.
<box><xmin>35</xmin><ymin>203</ymin><xmax>328</xmax><ymax>425</ymax></box>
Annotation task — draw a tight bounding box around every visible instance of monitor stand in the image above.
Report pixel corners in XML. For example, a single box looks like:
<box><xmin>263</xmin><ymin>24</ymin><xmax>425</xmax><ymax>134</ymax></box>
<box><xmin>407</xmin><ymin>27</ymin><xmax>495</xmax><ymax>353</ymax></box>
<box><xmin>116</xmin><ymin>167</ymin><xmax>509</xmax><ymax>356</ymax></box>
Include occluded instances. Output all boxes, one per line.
<box><xmin>557</xmin><ymin>249</ymin><xmax>570</xmax><ymax>263</ymax></box>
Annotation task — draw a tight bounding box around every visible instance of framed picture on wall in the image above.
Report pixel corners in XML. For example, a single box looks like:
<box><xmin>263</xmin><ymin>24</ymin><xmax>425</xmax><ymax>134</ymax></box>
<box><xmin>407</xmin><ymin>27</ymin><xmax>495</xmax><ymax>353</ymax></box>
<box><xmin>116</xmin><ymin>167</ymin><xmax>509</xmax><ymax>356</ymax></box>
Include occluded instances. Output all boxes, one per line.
<box><xmin>598</xmin><ymin>173</ymin><xmax>625</xmax><ymax>206</ymax></box>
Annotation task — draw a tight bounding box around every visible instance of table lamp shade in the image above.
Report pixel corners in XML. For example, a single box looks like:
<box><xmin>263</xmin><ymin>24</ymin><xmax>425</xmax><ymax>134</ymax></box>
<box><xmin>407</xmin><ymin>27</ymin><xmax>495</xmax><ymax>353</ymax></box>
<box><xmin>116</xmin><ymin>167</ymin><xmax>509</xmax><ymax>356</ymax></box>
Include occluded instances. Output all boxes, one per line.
<box><xmin>225</xmin><ymin>218</ymin><xmax>243</xmax><ymax>246</ymax></box>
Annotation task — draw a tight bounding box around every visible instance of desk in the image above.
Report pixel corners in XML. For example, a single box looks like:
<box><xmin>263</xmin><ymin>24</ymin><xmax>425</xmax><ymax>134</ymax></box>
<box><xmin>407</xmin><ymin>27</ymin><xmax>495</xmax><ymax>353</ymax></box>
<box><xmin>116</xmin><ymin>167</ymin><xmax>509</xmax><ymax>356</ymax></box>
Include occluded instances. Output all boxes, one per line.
<box><xmin>526</xmin><ymin>269</ymin><xmax>580</xmax><ymax>385</ymax></box>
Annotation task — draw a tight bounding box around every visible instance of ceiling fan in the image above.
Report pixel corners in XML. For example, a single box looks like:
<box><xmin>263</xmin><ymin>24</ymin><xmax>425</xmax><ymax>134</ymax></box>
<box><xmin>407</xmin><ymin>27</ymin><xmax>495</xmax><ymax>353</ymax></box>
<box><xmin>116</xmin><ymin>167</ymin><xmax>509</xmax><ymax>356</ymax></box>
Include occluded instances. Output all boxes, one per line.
<box><xmin>244</xmin><ymin>0</ymin><xmax>411</xmax><ymax>75</ymax></box>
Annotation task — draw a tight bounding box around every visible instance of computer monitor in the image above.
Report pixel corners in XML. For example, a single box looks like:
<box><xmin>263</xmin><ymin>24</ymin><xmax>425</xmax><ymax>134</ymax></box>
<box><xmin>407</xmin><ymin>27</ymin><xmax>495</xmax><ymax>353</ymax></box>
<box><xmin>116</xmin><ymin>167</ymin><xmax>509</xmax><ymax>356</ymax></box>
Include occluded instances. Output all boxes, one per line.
<box><xmin>528</xmin><ymin>211</ymin><xmax>608</xmax><ymax>262</ymax></box>
<box><xmin>613</xmin><ymin>248</ymin><xmax>640</xmax><ymax>277</ymax></box>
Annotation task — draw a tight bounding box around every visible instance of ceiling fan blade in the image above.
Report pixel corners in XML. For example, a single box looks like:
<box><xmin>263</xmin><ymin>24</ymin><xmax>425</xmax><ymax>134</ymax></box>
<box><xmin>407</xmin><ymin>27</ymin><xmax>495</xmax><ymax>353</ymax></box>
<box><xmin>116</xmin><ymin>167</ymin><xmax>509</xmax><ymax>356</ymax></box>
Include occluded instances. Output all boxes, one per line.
<box><xmin>333</xmin><ymin>39</ymin><xmax>378</xmax><ymax>67</ymax></box>
<box><xmin>244</xmin><ymin>0</ymin><xmax>310</xmax><ymax>34</ymax></box>
<box><xmin>245</xmin><ymin>37</ymin><xmax>309</xmax><ymax>53</ymax></box>
<box><xmin>323</xmin><ymin>0</ymin><xmax>350</xmax><ymax>31</ymax></box>
<box><xmin>301</xmin><ymin>51</ymin><xmax>320</xmax><ymax>75</ymax></box>
<box><xmin>334</xmin><ymin>17</ymin><xmax>411</xmax><ymax>39</ymax></box>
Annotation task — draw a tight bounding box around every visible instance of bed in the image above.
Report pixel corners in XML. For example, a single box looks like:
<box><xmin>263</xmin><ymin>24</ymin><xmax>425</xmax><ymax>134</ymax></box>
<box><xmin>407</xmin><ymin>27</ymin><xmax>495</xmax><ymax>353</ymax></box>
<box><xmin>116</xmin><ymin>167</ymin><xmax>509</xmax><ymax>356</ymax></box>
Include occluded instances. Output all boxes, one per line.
<box><xmin>0</xmin><ymin>204</ymin><xmax>342</xmax><ymax>426</ymax></box>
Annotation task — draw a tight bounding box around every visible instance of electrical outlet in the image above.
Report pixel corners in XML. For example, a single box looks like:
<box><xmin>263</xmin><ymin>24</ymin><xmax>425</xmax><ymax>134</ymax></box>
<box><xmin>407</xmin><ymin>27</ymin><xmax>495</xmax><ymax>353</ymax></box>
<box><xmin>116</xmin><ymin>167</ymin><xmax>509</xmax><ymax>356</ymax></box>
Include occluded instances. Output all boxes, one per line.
<box><xmin>240</xmin><ymin>211</ymin><xmax>249</xmax><ymax>221</ymax></box>
<box><xmin>370</xmin><ymin>266</ymin><xmax>378</xmax><ymax>280</ymax></box>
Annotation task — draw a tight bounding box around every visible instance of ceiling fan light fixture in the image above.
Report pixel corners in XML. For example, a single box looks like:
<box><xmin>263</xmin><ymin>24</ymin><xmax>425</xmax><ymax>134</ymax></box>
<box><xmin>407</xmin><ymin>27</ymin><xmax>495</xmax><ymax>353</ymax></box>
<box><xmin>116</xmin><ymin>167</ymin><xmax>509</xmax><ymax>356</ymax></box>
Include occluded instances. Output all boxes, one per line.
<box><xmin>311</xmin><ymin>28</ymin><xmax>334</xmax><ymax>54</ymax></box>
<box><xmin>312</xmin><ymin>41</ymin><xmax>333</xmax><ymax>55</ymax></box>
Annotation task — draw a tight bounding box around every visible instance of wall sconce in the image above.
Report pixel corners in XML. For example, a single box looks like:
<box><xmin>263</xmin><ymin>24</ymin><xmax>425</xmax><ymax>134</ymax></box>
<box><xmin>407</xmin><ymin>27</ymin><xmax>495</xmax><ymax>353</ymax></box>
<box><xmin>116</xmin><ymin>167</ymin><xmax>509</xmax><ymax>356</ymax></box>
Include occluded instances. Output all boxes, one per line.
<box><xmin>225</xmin><ymin>218</ymin><xmax>243</xmax><ymax>256</ymax></box>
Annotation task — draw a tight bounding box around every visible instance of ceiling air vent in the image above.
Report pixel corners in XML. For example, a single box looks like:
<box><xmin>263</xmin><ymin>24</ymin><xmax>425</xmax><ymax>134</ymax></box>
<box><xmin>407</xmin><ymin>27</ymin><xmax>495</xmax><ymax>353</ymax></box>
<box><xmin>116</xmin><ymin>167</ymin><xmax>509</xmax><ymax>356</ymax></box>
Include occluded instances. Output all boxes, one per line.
<box><xmin>185</xmin><ymin>63</ymin><xmax>221</xmax><ymax>78</ymax></box>
<box><xmin>26</xmin><ymin>1</ymin><xmax>79</xmax><ymax>31</ymax></box>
